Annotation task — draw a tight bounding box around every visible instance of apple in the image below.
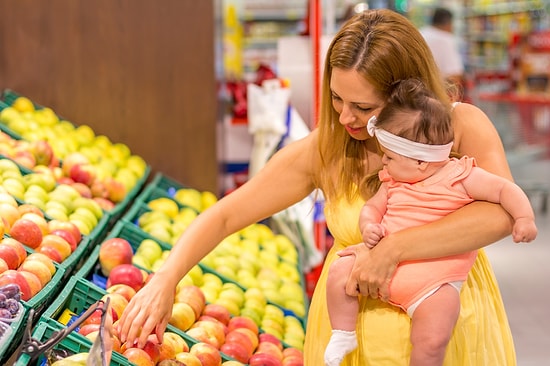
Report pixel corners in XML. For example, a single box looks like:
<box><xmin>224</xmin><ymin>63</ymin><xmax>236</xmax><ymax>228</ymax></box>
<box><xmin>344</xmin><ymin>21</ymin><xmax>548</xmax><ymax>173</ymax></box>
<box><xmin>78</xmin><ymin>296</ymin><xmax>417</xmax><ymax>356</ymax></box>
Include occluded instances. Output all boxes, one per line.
<box><xmin>48</xmin><ymin>219</ymin><xmax>82</xmax><ymax>245</ymax></box>
<box><xmin>49</xmin><ymin>229</ymin><xmax>78</xmax><ymax>252</ymax></box>
<box><xmin>202</xmin><ymin>303</ymin><xmax>231</xmax><ymax>326</ymax></box>
<box><xmin>169</xmin><ymin>302</ymin><xmax>196</xmax><ymax>331</ymax></box>
<box><xmin>18</xmin><ymin>259</ymin><xmax>52</xmax><ymax>287</ymax></box>
<box><xmin>282</xmin><ymin>348</ymin><xmax>304</xmax><ymax>366</ymax></box>
<box><xmin>17</xmin><ymin>204</ymin><xmax>44</xmax><ymax>218</ymax></box>
<box><xmin>256</xmin><ymin>341</ymin><xmax>284</xmax><ymax>360</ymax></box>
<box><xmin>174</xmin><ymin>352</ymin><xmax>202</xmax><ymax>366</ymax></box>
<box><xmin>248</xmin><ymin>352</ymin><xmax>283</xmax><ymax>366</ymax></box>
<box><xmin>106</xmin><ymin>283</ymin><xmax>137</xmax><ymax>302</ymax></box>
<box><xmin>37</xmin><ymin>245</ymin><xmax>63</xmax><ymax>263</ymax></box>
<box><xmin>30</xmin><ymin>140</ymin><xmax>54</xmax><ymax>166</ymax></box>
<box><xmin>18</xmin><ymin>270</ymin><xmax>43</xmax><ymax>298</ymax></box>
<box><xmin>175</xmin><ymin>285</ymin><xmax>206</xmax><ymax>319</ymax></box>
<box><xmin>0</xmin><ymin>202</ymin><xmax>21</xmax><ymax>228</ymax></box>
<box><xmin>78</xmin><ymin>323</ymin><xmax>101</xmax><ymax>336</ymax></box>
<box><xmin>188</xmin><ymin>319</ymin><xmax>226</xmax><ymax>349</ymax></box>
<box><xmin>0</xmin><ymin>270</ymin><xmax>32</xmax><ymax>300</ymax></box>
<box><xmin>0</xmin><ymin>244</ymin><xmax>21</xmax><ymax>270</ymax></box>
<box><xmin>220</xmin><ymin>341</ymin><xmax>252</xmax><ymax>364</ymax></box>
<box><xmin>163</xmin><ymin>331</ymin><xmax>189</xmax><ymax>354</ymax></box>
<box><xmin>157</xmin><ymin>338</ymin><xmax>177</xmax><ymax>362</ymax></box>
<box><xmin>69</xmin><ymin>182</ymin><xmax>93</xmax><ymax>199</ymax></box>
<box><xmin>0</xmin><ymin>258</ymin><xmax>8</xmax><ymax>274</ymax></box>
<box><xmin>100</xmin><ymin>292</ymin><xmax>128</xmax><ymax>320</ymax></box>
<box><xmin>104</xmin><ymin>177</ymin><xmax>127</xmax><ymax>203</ymax></box>
<box><xmin>222</xmin><ymin>361</ymin><xmax>246</xmax><ymax>366</ymax></box>
<box><xmin>141</xmin><ymin>334</ymin><xmax>162</xmax><ymax>364</ymax></box>
<box><xmin>227</xmin><ymin>316</ymin><xmax>259</xmax><ymax>335</ymax></box>
<box><xmin>99</xmin><ymin>237</ymin><xmax>134</xmax><ymax>276</ymax></box>
<box><xmin>189</xmin><ymin>342</ymin><xmax>222</xmax><ymax>366</ymax></box>
<box><xmin>93</xmin><ymin>197</ymin><xmax>116</xmax><ymax>211</ymax></box>
<box><xmin>225</xmin><ymin>330</ymin><xmax>256</xmax><ymax>355</ymax></box>
<box><xmin>123</xmin><ymin>347</ymin><xmax>155</xmax><ymax>366</ymax></box>
<box><xmin>90</xmin><ymin>179</ymin><xmax>109</xmax><ymax>199</ymax></box>
<box><xmin>0</xmin><ymin>192</ymin><xmax>18</xmax><ymax>207</ymax></box>
<box><xmin>39</xmin><ymin>234</ymin><xmax>72</xmax><ymax>261</ymax></box>
<box><xmin>106</xmin><ymin>264</ymin><xmax>144</xmax><ymax>292</ymax></box>
<box><xmin>231</xmin><ymin>328</ymin><xmax>259</xmax><ymax>352</ymax></box>
<box><xmin>9</xmin><ymin>218</ymin><xmax>43</xmax><ymax>249</ymax></box>
<box><xmin>1</xmin><ymin>237</ymin><xmax>28</xmax><ymax>266</ymax></box>
<box><xmin>61</xmin><ymin>152</ymin><xmax>90</xmax><ymax>177</ymax></box>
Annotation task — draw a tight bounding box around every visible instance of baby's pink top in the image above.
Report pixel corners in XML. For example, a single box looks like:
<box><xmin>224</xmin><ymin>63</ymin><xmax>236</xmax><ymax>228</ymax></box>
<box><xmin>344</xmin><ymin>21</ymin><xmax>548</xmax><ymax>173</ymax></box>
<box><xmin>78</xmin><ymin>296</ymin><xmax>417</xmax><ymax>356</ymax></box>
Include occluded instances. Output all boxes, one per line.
<box><xmin>379</xmin><ymin>156</ymin><xmax>478</xmax><ymax>310</ymax></box>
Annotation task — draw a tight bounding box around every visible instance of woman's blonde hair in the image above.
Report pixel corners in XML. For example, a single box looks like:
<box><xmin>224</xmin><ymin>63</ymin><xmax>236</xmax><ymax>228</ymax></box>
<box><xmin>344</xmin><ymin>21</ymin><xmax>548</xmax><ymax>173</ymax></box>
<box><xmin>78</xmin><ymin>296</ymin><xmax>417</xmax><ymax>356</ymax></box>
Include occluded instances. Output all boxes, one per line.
<box><xmin>317</xmin><ymin>9</ymin><xmax>451</xmax><ymax>202</ymax></box>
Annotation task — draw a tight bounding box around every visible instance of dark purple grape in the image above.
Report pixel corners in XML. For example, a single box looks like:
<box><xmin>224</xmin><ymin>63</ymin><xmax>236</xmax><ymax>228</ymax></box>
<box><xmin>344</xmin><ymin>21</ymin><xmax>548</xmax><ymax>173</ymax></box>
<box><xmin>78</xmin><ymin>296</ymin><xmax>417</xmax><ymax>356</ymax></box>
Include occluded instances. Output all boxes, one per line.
<box><xmin>0</xmin><ymin>283</ymin><xmax>21</xmax><ymax>299</ymax></box>
<box><xmin>0</xmin><ymin>308</ymin><xmax>11</xmax><ymax>320</ymax></box>
<box><xmin>5</xmin><ymin>298</ymin><xmax>19</xmax><ymax>316</ymax></box>
<box><xmin>0</xmin><ymin>293</ymin><xmax>6</xmax><ymax>303</ymax></box>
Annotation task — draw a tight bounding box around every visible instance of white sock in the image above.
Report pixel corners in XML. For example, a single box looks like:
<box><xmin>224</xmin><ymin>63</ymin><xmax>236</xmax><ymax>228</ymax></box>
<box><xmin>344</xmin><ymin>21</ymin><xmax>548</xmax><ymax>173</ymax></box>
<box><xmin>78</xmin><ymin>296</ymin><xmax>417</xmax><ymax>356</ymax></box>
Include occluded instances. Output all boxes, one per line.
<box><xmin>324</xmin><ymin>329</ymin><xmax>358</xmax><ymax>366</ymax></box>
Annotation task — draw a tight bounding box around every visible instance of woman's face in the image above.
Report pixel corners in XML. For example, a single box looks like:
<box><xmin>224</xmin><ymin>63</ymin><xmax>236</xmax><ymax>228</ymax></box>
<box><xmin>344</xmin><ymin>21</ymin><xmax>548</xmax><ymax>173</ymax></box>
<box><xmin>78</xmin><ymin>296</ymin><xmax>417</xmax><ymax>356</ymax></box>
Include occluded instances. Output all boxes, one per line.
<box><xmin>330</xmin><ymin>68</ymin><xmax>385</xmax><ymax>141</ymax></box>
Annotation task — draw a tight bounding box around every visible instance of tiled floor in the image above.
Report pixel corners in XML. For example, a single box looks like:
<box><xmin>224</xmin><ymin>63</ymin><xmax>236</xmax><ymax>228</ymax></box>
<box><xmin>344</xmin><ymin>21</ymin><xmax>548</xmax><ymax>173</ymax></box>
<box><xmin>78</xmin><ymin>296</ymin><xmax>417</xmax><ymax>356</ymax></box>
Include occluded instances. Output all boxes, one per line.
<box><xmin>485</xmin><ymin>158</ymin><xmax>550</xmax><ymax>366</ymax></box>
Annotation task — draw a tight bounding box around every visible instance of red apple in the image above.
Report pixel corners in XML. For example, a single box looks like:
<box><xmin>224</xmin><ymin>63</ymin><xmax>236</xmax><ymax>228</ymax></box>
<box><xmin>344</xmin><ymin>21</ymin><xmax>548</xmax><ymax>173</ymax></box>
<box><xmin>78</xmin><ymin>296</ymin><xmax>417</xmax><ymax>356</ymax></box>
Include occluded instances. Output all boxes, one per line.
<box><xmin>0</xmin><ymin>244</ymin><xmax>20</xmax><ymax>269</ymax></box>
<box><xmin>61</xmin><ymin>152</ymin><xmax>90</xmax><ymax>177</ymax></box>
<box><xmin>69</xmin><ymin>163</ymin><xmax>96</xmax><ymax>186</ymax></box>
<box><xmin>100</xmin><ymin>292</ymin><xmax>128</xmax><ymax>320</ymax></box>
<box><xmin>90</xmin><ymin>180</ymin><xmax>109</xmax><ymax>199</ymax></box>
<box><xmin>259</xmin><ymin>333</ymin><xmax>283</xmax><ymax>351</ymax></box>
<box><xmin>39</xmin><ymin>234</ymin><xmax>72</xmax><ymax>261</ymax></box>
<box><xmin>248</xmin><ymin>352</ymin><xmax>283</xmax><ymax>366</ymax></box>
<box><xmin>99</xmin><ymin>237</ymin><xmax>134</xmax><ymax>276</ymax></box>
<box><xmin>70</xmin><ymin>182</ymin><xmax>93</xmax><ymax>198</ymax></box>
<box><xmin>104</xmin><ymin>177</ymin><xmax>127</xmax><ymax>203</ymax></box>
<box><xmin>169</xmin><ymin>302</ymin><xmax>196</xmax><ymax>331</ymax></box>
<box><xmin>18</xmin><ymin>270</ymin><xmax>43</xmax><ymax>298</ymax></box>
<box><xmin>227</xmin><ymin>316</ymin><xmax>259</xmax><ymax>335</ymax></box>
<box><xmin>225</xmin><ymin>330</ymin><xmax>256</xmax><ymax>355</ymax></box>
<box><xmin>174</xmin><ymin>285</ymin><xmax>206</xmax><ymax>319</ymax></box>
<box><xmin>220</xmin><ymin>341</ymin><xmax>253</xmax><ymax>364</ymax></box>
<box><xmin>123</xmin><ymin>347</ymin><xmax>155</xmax><ymax>366</ymax></box>
<box><xmin>48</xmin><ymin>220</ymin><xmax>82</xmax><ymax>244</ymax></box>
<box><xmin>202</xmin><ymin>303</ymin><xmax>231</xmax><ymax>326</ymax></box>
<box><xmin>37</xmin><ymin>245</ymin><xmax>63</xmax><ymax>263</ymax></box>
<box><xmin>106</xmin><ymin>264</ymin><xmax>144</xmax><ymax>292</ymax></box>
<box><xmin>1</xmin><ymin>237</ymin><xmax>27</xmax><ymax>267</ymax></box>
<box><xmin>49</xmin><ymin>229</ymin><xmax>78</xmax><ymax>252</ymax></box>
<box><xmin>0</xmin><ymin>258</ymin><xmax>8</xmax><ymax>274</ymax></box>
<box><xmin>175</xmin><ymin>352</ymin><xmax>202</xmax><ymax>366</ymax></box>
<box><xmin>256</xmin><ymin>341</ymin><xmax>284</xmax><ymax>361</ymax></box>
<box><xmin>17</xmin><ymin>204</ymin><xmax>44</xmax><ymax>218</ymax></box>
<box><xmin>93</xmin><ymin>197</ymin><xmax>116</xmax><ymax>211</ymax></box>
<box><xmin>106</xmin><ymin>283</ymin><xmax>137</xmax><ymax>302</ymax></box>
<box><xmin>282</xmin><ymin>347</ymin><xmax>303</xmax><ymax>360</ymax></box>
<box><xmin>157</xmin><ymin>339</ymin><xmax>177</xmax><ymax>362</ymax></box>
<box><xmin>231</xmin><ymin>328</ymin><xmax>259</xmax><ymax>352</ymax></box>
<box><xmin>190</xmin><ymin>342</ymin><xmax>222</xmax><ymax>366</ymax></box>
<box><xmin>0</xmin><ymin>270</ymin><xmax>32</xmax><ymax>300</ymax></box>
<box><xmin>0</xmin><ymin>202</ymin><xmax>21</xmax><ymax>228</ymax></box>
<box><xmin>164</xmin><ymin>331</ymin><xmax>189</xmax><ymax>354</ymax></box>
<box><xmin>18</xmin><ymin>259</ymin><xmax>52</xmax><ymax>287</ymax></box>
<box><xmin>30</xmin><ymin>140</ymin><xmax>54</xmax><ymax>166</ymax></box>
<box><xmin>9</xmin><ymin>218</ymin><xmax>43</xmax><ymax>249</ymax></box>
<box><xmin>78</xmin><ymin>323</ymin><xmax>101</xmax><ymax>336</ymax></box>
<box><xmin>282</xmin><ymin>355</ymin><xmax>304</xmax><ymax>366</ymax></box>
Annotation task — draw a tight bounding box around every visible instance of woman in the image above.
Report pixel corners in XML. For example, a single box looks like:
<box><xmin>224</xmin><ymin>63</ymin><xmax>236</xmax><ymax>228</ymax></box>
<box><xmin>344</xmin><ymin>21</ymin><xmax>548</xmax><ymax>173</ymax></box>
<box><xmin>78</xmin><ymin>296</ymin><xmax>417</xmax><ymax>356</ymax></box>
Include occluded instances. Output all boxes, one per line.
<box><xmin>118</xmin><ymin>9</ymin><xmax>516</xmax><ymax>365</ymax></box>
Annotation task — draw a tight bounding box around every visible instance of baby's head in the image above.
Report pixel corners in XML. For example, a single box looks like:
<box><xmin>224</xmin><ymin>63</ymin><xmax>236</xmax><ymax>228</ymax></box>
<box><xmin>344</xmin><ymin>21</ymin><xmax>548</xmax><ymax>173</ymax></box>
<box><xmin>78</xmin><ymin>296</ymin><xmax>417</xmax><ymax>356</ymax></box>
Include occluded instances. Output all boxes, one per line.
<box><xmin>367</xmin><ymin>78</ymin><xmax>454</xmax><ymax>163</ymax></box>
<box><xmin>376</xmin><ymin>78</ymin><xmax>453</xmax><ymax>146</ymax></box>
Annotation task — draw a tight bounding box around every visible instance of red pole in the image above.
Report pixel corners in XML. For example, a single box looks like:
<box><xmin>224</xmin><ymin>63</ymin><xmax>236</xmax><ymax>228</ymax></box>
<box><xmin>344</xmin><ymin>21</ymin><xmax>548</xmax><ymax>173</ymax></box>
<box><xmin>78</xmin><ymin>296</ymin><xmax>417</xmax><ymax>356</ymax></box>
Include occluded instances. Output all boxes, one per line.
<box><xmin>311</xmin><ymin>0</ymin><xmax>321</xmax><ymax>128</ymax></box>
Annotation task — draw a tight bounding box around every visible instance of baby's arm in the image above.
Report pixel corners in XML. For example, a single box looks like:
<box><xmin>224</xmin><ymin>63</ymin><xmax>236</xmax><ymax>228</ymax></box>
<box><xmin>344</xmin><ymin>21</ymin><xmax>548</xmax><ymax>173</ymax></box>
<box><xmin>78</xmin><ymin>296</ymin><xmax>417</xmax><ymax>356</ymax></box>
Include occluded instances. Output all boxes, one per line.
<box><xmin>359</xmin><ymin>183</ymin><xmax>388</xmax><ymax>248</ymax></box>
<box><xmin>462</xmin><ymin>167</ymin><xmax>538</xmax><ymax>243</ymax></box>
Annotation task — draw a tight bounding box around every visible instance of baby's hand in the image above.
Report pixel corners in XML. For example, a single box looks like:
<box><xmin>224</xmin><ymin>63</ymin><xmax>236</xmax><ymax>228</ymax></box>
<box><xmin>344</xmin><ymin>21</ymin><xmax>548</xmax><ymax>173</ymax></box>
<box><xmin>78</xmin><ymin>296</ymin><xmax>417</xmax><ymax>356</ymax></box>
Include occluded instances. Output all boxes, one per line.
<box><xmin>362</xmin><ymin>223</ymin><xmax>386</xmax><ymax>248</ymax></box>
<box><xmin>512</xmin><ymin>217</ymin><xmax>538</xmax><ymax>243</ymax></box>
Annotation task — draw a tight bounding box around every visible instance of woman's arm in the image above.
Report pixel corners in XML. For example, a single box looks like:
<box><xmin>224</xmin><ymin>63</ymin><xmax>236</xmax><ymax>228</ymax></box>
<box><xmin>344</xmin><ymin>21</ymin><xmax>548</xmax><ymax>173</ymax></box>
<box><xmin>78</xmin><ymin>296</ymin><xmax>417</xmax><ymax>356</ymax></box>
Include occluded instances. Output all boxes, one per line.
<box><xmin>345</xmin><ymin>103</ymin><xmax>515</xmax><ymax>299</ymax></box>
<box><xmin>118</xmin><ymin>130</ymin><xmax>320</xmax><ymax>347</ymax></box>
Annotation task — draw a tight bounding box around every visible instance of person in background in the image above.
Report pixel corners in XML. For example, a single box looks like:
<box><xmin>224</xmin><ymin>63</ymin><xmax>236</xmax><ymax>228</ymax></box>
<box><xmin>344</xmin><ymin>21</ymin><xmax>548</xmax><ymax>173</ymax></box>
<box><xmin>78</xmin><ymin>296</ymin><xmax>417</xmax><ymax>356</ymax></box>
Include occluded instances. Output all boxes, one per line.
<box><xmin>421</xmin><ymin>7</ymin><xmax>465</xmax><ymax>89</ymax></box>
<box><xmin>117</xmin><ymin>9</ymin><xmax>520</xmax><ymax>365</ymax></box>
<box><xmin>324</xmin><ymin>78</ymin><xmax>537</xmax><ymax>366</ymax></box>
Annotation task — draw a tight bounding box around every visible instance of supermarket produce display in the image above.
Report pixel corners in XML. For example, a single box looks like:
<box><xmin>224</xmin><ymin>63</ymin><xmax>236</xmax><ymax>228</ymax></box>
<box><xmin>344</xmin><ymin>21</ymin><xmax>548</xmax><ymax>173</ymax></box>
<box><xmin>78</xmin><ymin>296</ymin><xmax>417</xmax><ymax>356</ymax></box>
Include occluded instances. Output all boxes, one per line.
<box><xmin>0</xmin><ymin>91</ymin><xmax>307</xmax><ymax>365</ymax></box>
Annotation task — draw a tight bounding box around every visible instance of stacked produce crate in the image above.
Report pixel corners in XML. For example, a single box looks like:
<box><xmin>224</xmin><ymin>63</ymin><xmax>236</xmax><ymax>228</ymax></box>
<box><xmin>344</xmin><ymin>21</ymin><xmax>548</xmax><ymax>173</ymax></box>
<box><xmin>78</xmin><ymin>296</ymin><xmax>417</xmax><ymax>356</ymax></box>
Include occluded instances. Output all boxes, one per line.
<box><xmin>0</xmin><ymin>91</ymin><xmax>307</xmax><ymax>365</ymax></box>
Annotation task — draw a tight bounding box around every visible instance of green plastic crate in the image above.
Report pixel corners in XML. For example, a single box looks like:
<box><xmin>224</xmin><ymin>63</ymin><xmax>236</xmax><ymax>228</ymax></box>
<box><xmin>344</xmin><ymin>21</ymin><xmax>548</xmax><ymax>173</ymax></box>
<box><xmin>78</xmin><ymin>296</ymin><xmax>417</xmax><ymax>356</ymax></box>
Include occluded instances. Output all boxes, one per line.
<box><xmin>13</xmin><ymin>318</ymin><xmax>132</xmax><ymax>366</ymax></box>
<box><xmin>0</xmin><ymin>300</ymin><xmax>28</xmax><ymax>364</ymax></box>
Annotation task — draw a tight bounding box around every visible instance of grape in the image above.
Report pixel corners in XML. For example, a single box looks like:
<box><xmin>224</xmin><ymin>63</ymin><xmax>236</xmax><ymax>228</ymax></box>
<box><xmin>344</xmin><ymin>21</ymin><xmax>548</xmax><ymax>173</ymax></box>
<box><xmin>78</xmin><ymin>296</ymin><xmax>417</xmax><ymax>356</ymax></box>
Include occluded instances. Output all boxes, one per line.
<box><xmin>0</xmin><ymin>308</ymin><xmax>11</xmax><ymax>320</ymax></box>
<box><xmin>5</xmin><ymin>299</ymin><xmax>19</xmax><ymax>316</ymax></box>
<box><xmin>0</xmin><ymin>293</ymin><xmax>6</xmax><ymax>303</ymax></box>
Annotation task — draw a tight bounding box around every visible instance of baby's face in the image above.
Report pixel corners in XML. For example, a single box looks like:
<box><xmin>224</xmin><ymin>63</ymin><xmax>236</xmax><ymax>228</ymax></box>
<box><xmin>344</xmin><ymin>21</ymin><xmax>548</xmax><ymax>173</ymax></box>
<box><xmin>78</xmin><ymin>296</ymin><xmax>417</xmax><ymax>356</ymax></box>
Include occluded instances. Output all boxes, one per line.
<box><xmin>380</xmin><ymin>147</ymin><xmax>427</xmax><ymax>184</ymax></box>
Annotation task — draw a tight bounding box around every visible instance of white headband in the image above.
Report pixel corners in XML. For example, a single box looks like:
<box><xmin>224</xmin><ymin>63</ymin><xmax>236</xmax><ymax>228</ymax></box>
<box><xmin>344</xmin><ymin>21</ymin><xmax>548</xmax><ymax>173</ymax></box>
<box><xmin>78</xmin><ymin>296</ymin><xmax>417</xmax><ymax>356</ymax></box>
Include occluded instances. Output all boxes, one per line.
<box><xmin>367</xmin><ymin>116</ymin><xmax>452</xmax><ymax>162</ymax></box>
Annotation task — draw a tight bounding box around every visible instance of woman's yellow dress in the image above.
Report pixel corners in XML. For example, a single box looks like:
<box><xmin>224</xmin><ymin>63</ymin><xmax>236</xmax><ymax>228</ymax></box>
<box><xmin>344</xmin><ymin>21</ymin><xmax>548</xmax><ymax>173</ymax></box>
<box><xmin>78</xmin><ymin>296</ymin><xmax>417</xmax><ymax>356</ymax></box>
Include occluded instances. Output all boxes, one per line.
<box><xmin>303</xmin><ymin>198</ymin><xmax>516</xmax><ymax>365</ymax></box>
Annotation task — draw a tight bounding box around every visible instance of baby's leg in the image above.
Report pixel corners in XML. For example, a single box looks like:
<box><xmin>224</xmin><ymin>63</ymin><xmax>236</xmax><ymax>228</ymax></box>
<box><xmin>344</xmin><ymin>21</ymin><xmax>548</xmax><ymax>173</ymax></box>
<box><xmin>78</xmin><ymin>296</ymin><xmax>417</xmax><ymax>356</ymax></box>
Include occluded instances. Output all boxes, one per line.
<box><xmin>409</xmin><ymin>284</ymin><xmax>460</xmax><ymax>366</ymax></box>
<box><xmin>324</xmin><ymin>256</ymin><xmax>359</xmax><ymax>366</ymax></box>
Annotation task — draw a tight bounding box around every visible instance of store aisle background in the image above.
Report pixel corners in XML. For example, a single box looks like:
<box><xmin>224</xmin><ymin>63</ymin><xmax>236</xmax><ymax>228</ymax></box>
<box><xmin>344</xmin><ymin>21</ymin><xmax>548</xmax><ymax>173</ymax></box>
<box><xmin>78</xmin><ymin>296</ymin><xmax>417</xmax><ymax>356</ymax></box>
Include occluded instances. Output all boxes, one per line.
<box><xmin>482</xmin><ymin>97</ymin><xmax>550</xmax><ymax>365</ymax></box>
